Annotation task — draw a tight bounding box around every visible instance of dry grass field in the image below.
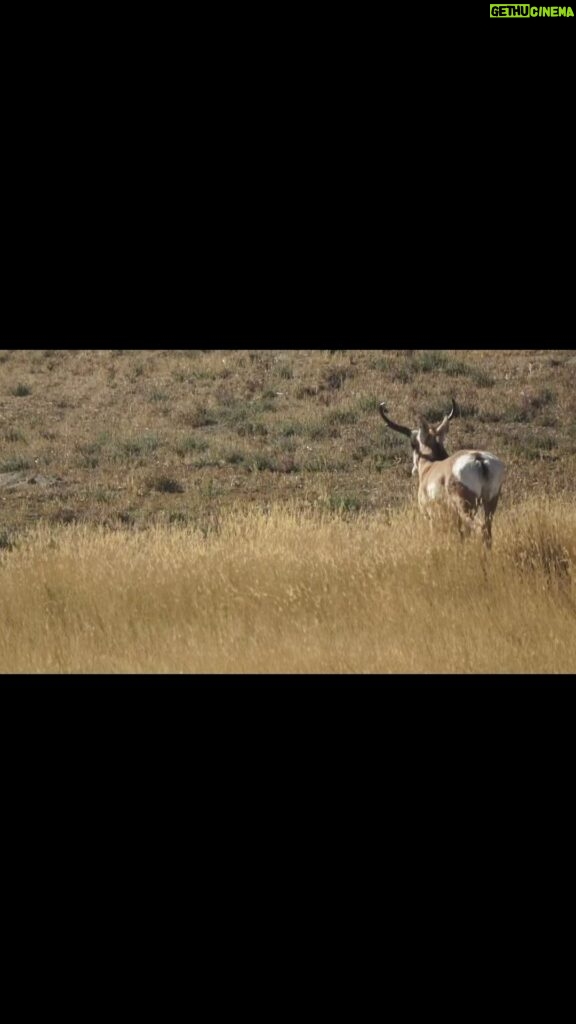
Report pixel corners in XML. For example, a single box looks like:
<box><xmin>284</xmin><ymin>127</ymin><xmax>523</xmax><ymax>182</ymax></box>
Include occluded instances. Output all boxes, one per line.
<box><xmin>1</xmin><ymin>346</ymin><xmax>575</xmax><ymax>674</ymax></box>
<box><xmin>1</xmin><ymin>500</ymin><xmax>575</xmax><ymax>674</ymax></box>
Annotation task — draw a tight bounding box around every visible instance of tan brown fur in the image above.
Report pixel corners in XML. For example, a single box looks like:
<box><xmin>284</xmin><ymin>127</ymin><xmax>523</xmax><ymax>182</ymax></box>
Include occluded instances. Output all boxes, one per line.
<box><xmin>379</xmin><ymin>401</ymin><xmax>506</xmax><ymax>547</ymax></box>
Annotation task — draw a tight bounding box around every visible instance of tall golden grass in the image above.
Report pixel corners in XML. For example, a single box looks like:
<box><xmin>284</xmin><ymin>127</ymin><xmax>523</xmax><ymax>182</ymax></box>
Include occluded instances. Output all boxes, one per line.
<box><xmin>1</xmin><ymin>497</ymin><xmax>575</xmax><ymax>675</ymax></box>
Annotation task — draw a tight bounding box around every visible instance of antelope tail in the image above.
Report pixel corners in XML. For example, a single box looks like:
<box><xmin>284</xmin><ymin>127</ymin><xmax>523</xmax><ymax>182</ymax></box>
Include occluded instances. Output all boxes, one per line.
<box><xmin>472</xmin><ymin>453</ymin><xmax>490</xmax><ymax>478</ymax></box>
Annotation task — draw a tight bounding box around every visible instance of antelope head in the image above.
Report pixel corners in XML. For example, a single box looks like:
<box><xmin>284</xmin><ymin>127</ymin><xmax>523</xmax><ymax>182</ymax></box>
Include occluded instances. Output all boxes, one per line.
<box><xmin>379</xmin><ymin>399</ymin><xmax>456</xmax><ymax>474</ymax></box>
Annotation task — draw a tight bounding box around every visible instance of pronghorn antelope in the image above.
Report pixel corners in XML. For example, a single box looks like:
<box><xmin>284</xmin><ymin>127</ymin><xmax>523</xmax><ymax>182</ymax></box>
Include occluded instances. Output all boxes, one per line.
<box><xmin>379</xmin><ymin>399</ymin><xmax>506</xmax><ymax>546</ymax></box>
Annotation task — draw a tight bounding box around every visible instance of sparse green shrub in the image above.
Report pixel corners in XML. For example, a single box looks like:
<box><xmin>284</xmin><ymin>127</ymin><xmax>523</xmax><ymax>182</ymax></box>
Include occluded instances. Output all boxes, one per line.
<box><xmin>145</xmin><ymin>475</ymin><xmax>185</xmax><ymax>494</ymax></box>
<box><xmin>515</xmin><ymin>437</ymin><xmax>556</xmax><ymax>461</ymax></box>
<box><xmin>76</xmin><ymin>440</ymin><xmax>104</xmax><ymax>457</ymax></box>
<box><xmin>119</xmin><ymin>434</ymin><xmax>161</xmax><ymax>457</ymax></box>
<box><xmin>237</xmin><ymin>422</ymin><xmax>268</xmax><ymax>438</ymax></box>
<box><xmin>371</xmin><ymin>354</ymin><xmax>415</xmax><ymax>383</ymax></box>
<box><xmin>180</xmin><ymin>405</ymin><xmax>217</xmax><ymax>428</ymax></box>
<box><xmin>519</xmin><ymin>388</ymin><xmax>555</xmax><ymax>416</ymax></box>
<box><xmin>373</xmin><ymin>452</ymin><xmax>401</xmax><ymax>472</ymax></box>
<box><xmin>487</xmin><ymin>389</ymin><xmax>557</xmax><ymax>426</ymax></box>
<box><xmin>327</xmin><ymin>495</ymin><xmax>362</xmax><ymax>513</ymax></box>
<box><xmin>0</xmin><ymin>456</ymin><xmax>32</xmax><ymax>472</ymax></box>
<box><xmin>303</xmin><ymin>455</ymin><xmax>348</xmax><ymax>473</ymax></box>
<box><xmin>76</xmin><ymin>454</ymin><xmax>100</xmax><ymax>469</ymax></box>
<box><xmin>404</xmin><ymin>352</ymin><xmax>495</xmax><ymax>387</ymax></box>
<box><xmin>175</xmin><ymin>436</ymin><xmax>208</xmax><ymax>456</ymax></box>
<box><xmin>217</xmin><ymin>402</ymin><xmax>249</xmax><ymax>426</ymax></box>
<box><xmin>168</xmin><ymin>511</ymin><xmax>191</xmax><ymax>525</ymax></box>
<box><xmin>277</xmin><ymin>437</ymin><xmax>296</xmax><ymax>453</ymax></box>
<box><xmin>357</xmin><ymin>396</ymin><xmax>379</xmax><ymax>414</ymax></box>
<box><xmin>308</xmin><ymin>423</ymin><xmax>338</xmax><ymax>440</ymax></box>
<box><xmin>276</xmin><ymin>455</ymin><xmax>298</xmax><ymax>473</ymax></box>
<box><xmin>252</xmin><ymin>455</ymin><xmax>275</xmax><ymax>471</ymax></box>
<box><xmin>11</xmin><ymin>383</ymin><xmax>32</xmax><ymax>396</ymax></box>
<box><xmin>89</xmin><ymin>488</ymin><xmax>110</xmax><ymax>503</ymax></box>
<box><xmin>326</xmin><ymin>409</ymin><xmax>358</xmax><ymax>426</ymax></box>
<box><xmin>321</xmin><ymin>366</ymin><xmax>352</xmax><ymax>391</ymax></box>
<box><xmin>248</xmin><ymin>454</ymin><xmax>299</xmax><ymax>474</ymax></box>
<box><xmin>352</xmin><ymin>445</ymin><xmax>370</xmax><ymax>463</ymax></box>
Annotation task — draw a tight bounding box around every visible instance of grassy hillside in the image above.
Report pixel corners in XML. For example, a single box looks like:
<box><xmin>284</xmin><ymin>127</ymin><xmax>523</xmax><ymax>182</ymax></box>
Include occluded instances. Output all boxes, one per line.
<box><xmin>1</xmin><ymin>347</ymin><xmax>575</xmax><ymax>539</ymax></box>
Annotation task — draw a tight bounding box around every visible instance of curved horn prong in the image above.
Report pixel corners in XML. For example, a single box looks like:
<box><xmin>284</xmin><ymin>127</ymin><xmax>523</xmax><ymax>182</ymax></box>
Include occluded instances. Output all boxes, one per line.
<box><xmin>379</xmin><ymin>403</ymin><xmax>413</xmax><ymax>438</ymax></box>
<box><xmin>437</xmin><ymin>398</ymin><xmax>456</xmax><ymax>434</ymax></box>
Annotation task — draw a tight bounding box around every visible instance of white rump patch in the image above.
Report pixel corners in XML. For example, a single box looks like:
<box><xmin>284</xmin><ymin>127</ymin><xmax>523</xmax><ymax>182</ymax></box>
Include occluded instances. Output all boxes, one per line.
<box><xmin>452</xmin><ymin>452</ymin><xmax>505</xmax><ymax>501</ymax></box>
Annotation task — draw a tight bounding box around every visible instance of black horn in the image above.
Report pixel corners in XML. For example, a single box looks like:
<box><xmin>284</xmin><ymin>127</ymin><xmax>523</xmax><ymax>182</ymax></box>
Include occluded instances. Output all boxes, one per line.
<box><xmin>379</xmin><ymin>403</ymin><xmax>413</xmax><ymax>438</ymax></box>
<box><xmin>437</xmin><ymin>398</ymin><xmax>456</xmax><ymax>434</ymax></box>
